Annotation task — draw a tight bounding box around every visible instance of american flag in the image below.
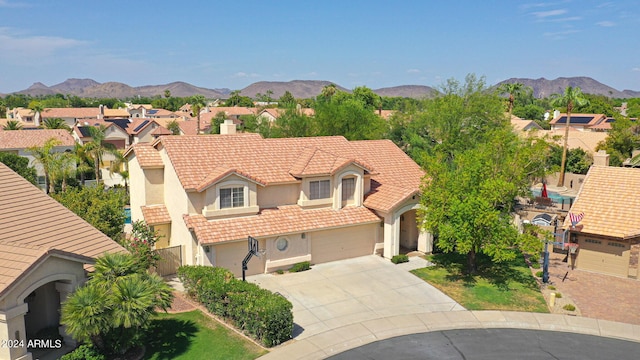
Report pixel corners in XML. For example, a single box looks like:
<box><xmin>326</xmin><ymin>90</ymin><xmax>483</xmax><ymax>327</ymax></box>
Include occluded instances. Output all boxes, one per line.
<box><xmin>569</xmin><ymin>212</ymin><xmax>584</xmax><ymax>227</ymax></box>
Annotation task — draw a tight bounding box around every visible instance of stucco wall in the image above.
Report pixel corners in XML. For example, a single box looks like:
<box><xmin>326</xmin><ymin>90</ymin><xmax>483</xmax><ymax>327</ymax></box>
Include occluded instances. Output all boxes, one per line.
<box><xmin>145</xmin><ymin>168</ymin><xmax>164</xmax><ymax>205</ymax></box>
<box><xmin>213</xmin><ymin>239</ymin><xmax>267</xmax><ymax>277</ymax></box>
<box><xmin>128</xmin><ymin>155</ymin><xmax>145</xmax><ymax>222</ymax></box>
<box><xmin>257</xmin><ymin>183</ymin><xmax>299</xmax><ymax>208</ymax></box>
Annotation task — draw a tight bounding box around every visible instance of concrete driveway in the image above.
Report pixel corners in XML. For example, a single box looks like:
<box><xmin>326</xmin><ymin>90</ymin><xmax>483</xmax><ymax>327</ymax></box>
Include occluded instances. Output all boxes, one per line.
<box><xmin>248</xmin><ymin>255</ymin><xmax>463</xmax><ymax>340</ymax></box>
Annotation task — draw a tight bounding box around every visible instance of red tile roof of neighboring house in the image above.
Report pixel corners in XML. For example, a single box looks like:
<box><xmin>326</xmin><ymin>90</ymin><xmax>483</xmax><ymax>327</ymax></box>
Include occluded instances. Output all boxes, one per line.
<box><xmin>0</xmin><ymin>129</ymin><xmax>76</xmax><ymax>149</ymax></box>
<box><xmin>141</xmin><ymin>205</ymin><xmax>171</xmax><ymax>225</ymax></box>
<box><xmin>103</xmin><ymin>108</ymin><xmax>130</xmax><ymax>118</ymax></box>
<box><xmin>200</xmin><ymin>107</ymin><xmax>258</xmax><ymax>122</ymax></box>
<box><xmin>42</xmin><ymin>107</ymin><xmax>101</xmax><ymax>119</ymax></box>
<box><xmin>151</xmin><ymin>126</ymin><xmax>172</xmax><ymax>136</ymax></box>
<box><xmin>184</xmin><ymin>205</ymin><xmax>381</xmax><ymax>244</ymax></box>
<box><xmin>0</xmin><ymin>163</ymin><xmax>126</xmax><ymax>297</ymax></box>
<box><xmin>549</xmin><ymin>113</ymin><xmax>606</xmax><ymax>127</ymax></box>
<box><xmin>127</xmin><ymin>143</ymin><xmax>164</xmax><ymax>168</ymax></box>
<box><xmin>563</xmin><ymin>166</ymin><xmax>640</xmax><ymax>239</ymax></box>
<box><xmin>260</xmin><ymin>108</ymin><xmax>315</xmax><ymax>119</ymax></box>
<box><xmin>289</xmin><ymin>146</ymin><xmax>375</xmax><ymax>177</ymax></box>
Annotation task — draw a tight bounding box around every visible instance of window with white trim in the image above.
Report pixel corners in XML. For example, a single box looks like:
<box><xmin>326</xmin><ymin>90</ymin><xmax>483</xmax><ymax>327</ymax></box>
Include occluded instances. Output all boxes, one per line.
<box><xmin>309</xmin><ymin>180</ymin><xmax>330</xmax><ymax>200</ymax></box>
<box><xmin>342</xmin><ymin>177</ymin><xmax>355</xmax><ymax>202</ymax></box>
<box><xmin>220</xmin><ymin>187</ymin><xmax>244</xmax><ymax>208</ymax></box>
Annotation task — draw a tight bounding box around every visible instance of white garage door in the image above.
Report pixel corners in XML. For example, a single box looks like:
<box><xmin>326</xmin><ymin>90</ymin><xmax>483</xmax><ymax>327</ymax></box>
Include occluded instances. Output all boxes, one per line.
<box><xmin>577</xmin><ymin>238</ymin><xmax>630</xmax><ymax>277</ymax></box>
<box><xmin>311</xmin><ymin>224</ymin><xmax>376</xmax><ymax>264</ymax></box>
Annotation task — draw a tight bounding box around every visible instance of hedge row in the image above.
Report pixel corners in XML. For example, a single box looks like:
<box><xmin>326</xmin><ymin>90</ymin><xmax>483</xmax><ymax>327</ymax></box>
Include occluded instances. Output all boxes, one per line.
<box><xmin>177</xmin><ymin>266</ymin><xmax>293</xmax><ymax>347</ymax></box>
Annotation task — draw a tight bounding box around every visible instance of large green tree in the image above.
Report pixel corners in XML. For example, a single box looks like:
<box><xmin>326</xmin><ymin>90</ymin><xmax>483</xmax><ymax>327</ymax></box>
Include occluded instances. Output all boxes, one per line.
<box><xmin>550</xmin><ymin>86</ymin><xmax>589</xmax><ymax>186</ymax></box>
<box><xmin>0</xmin><ymin>152</ymin><xmax>37</xmax><ymax>184</ymax></box>
<box><xmin>61</xmin><ymin>252</ymin><xmax>173</xmax><ymax>357</ymax></box>
<box><xmin>27</xmin><ymin>137</ymin><xmax>62</xmax><ymax>193</ymax></box>
<box><xmin>52</xmin><ymin>185</ymin><xmax>127</xmax><ymax>240</ymax></box>
<box><xmin>84</xmin><ymin>125</ymin><xmax>119</xmax><ymax>183</ymax></box>
<box><xmin>595</xmin><ymin>115</ymin><xmax>640</xmax><ymax>166</ymax></box>
<box><xmin>498</xmin><ymin>82</ymin><xmax>528</xmax><ymax>115</ymax></box>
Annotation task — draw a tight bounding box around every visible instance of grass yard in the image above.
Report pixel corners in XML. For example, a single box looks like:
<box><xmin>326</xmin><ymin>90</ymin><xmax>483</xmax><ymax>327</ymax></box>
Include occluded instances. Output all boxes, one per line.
<box><xmin>411</xmin><ymin>252</ymin><xmax>548</xmax><ymax>313</ymax></box>
<box><xmin>144</xmin><ymin>310</ymin><xmax>267</xmax><ymax>360</ymax></box>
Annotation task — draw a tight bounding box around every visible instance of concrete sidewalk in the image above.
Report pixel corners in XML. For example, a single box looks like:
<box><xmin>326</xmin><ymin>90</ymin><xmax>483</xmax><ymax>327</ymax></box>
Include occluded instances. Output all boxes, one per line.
<box><xmin>259</xmin><ymin>310</ymin><xmax>640</xmax><ymax>360</ymax></box>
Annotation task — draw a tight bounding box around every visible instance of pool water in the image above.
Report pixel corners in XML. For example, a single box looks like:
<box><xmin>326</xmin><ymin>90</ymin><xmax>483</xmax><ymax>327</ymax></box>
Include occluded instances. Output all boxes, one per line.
<box><xmin>124</xmin><ymin>208</ymin><xmax>131</xmax><ymax>224</ymax></box>
<box><xmin>531</xmin><ymin>189</ymin><xmax>575</xmax><ymax>204</ymax></box>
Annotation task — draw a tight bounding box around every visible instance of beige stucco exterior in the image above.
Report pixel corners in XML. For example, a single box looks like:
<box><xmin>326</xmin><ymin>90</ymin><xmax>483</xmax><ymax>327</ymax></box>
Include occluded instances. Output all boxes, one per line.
<box><xmin>570</xmin><ymin>233</ymin><xmax>634</xmax><ymax>278</ymax></box>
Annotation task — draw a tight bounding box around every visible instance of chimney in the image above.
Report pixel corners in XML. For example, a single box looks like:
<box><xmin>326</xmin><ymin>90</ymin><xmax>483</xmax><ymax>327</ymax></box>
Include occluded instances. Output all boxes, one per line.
<box><xmin>220</xmin><ymin>119</ymin><xmax>236</xmax><ymax>134</ymax></box>
<box><xmin>553</xmin><ymin>109</ymin><xmax>560</xmax><ymax>119</ymax></box>
<box><xmin>593</xmin><ymin>150</ymin><xmax>610</xmax><ymax>166</ymax></box>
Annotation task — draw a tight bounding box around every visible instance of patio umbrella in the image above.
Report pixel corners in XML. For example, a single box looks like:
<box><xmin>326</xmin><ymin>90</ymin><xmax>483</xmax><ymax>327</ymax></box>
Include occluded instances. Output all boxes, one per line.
<box><xmin>541</xmin><ymin>182</ymin><xmax>548</xmax><ymax>198</ymax></box>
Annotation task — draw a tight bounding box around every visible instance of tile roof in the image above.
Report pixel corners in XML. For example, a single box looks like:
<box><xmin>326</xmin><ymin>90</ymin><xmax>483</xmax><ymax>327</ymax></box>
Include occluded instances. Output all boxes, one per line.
<box><xmin>141</xmin><ymin>205</ymin><xmax>171</xmax><ymax>225</ymax></box>
<box><xmin>0</xmin><ymin>129</ymin><xmax>76</xmax><ymax>149</ymax></box>
<box><xmin>184</xmin><ymin>205</ymin><xmax>381</xmax><ymax>244</ymax></box>
<box><xmin>103</xmin><ymin>108</ymin><xmax>130</xmax><ymax>117</ymax></box>
<box><xmin>127</xmin><ymin>143</ymin><xmax>164</xmax><ymax>168</ymax></box>
<box><xmin>151</xmin><ymin>126</ymin><xmax>172</xmax><ymax>136</ymax></box>
<box><xmin>0</xmin><ymin>163</ymin><xmax>126</xmax><ymax>297</ymax></box>
<box><xmin>563</xmin><ymin>166</ymin><xmax>640</xmax><ymax>239</ymax></box>
<box><xmin>42</xmin><ymin>107</ymin><xmax>101</xmax><ymax>119</ymax></box>
<box><xmin>154</xmin><ymin>135</ymin><xmax>423</xmax><ymax>213</ymax></box>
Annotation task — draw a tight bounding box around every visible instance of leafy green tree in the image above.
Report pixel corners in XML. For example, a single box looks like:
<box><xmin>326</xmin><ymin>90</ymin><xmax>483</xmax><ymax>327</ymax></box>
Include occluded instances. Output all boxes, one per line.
<box><xmin>0</xmin><ymin>152</ymin><xmax>37</xmax><ymax>184</ymax></box>
<box><xmin>575</xmin><ymin>94</ymin><xmax>615</xmax><ymax>116</ymax></box>
<box><xmin>550</xmin><ymin>86</ymin><xmax>589</xmax><ymax>186</ymax></box>
<box><xmin>2</xmin><ymin>120</ymin><xmax>23</xmax><ymax>130</ymax></box>
<box><xmin>52</xmin><ymin>151</ymin><xmax>77</xmax><ymax>192</ymax></box>
<box><xmin>164</xmin><ymin>89</ymin><xmax>171</xmax><ymax>98</ymax></box>
<box><xmin>85</xmin><ymin>125</ymin><xmax>119</xmax><ymax>183</ymax></box>
<box><xmin>41</xmin><ymin>117</ymin><xmax>71</xmax><ymax>130</ymax></box>
<box><xmin>313</xmin><ymin>96</ymin><xmax>386</xmax><ymax>140</ymax></box>
<box><xmin>52</xmin><ymin>185</ymin><xmax>127</xmax><ymax>240</ymax></box>
<box><xmin>548</xmin><ymin>145</ymin><xmax>592</xmax><ymax>175</ymax></box>
<box><xmin>190</xmin><ymin>94</ymin><xmax>207</xmax><ymax>135</ymax></box>
<box><xmin>278</xmin><ymin>91</ymin><xmax>296</xmax><ymax>107</ymax></box>
<box><xmin>595</xmin><ymin>116</ymin><xmax>640</xmax><ymax>166</ymax></box>
<box><xmin>420</xmin><ymin>128</ymin><xmax>548</xmax><ymax>273</ymax></box>
<box><xmin>27</xmin><ymin>137</ymin><xmax>62</xmax><ymax>193</ymax></box>
<box><xmin>61</xmin><ymin>252</ymin><xmax>173</xmax><ymax>357</ymax></box>
<box><xmin>166</xmin><ymin>119</ymin><xmax>181</xmax><ymax>135</ymax></box>
<box><xmin>352</xmin><ymin>86</ymin><xmax>382</xmax><ymax>110</ymax></box>
<box><xmin>224</xmin><ymin>90</ymin><xmax>254</xmax><ymax>107</ymax></box>
<box><xmin>319</xmin><ymin>84</ymin><xmax>337</xmax><ymax>100</ymax></box>
<box><xmin>271</xmin><ymin>107</ymin><xmax>313</xmax><ymax>138</ymax></box>
<box><xmin>206</xmin><ymin>111</ymin><xmax>227</xmax><ymax>135</ymax></box>
<box><xmin>513</xmin><ymin>103</ymin><xmax>546</xmax><ymax>121</ymax></box>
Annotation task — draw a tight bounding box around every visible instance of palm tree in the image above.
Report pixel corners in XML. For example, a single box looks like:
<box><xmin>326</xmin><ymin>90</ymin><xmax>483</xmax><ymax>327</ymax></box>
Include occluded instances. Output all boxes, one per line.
<box><xmin>74</xmin><ymin>143</ymin><xmax>94</xmax><ymax>185</ymax></box>
<box><xmin>190</xmin><ymin>94</ymin><xmax>207</xmax><ymax>135</ymax></box>
<box><xmin>51</xmin><ymin>151</ymin><xmax>76</xmax><ymax>192</ymax></box>
<box><xmin>550</xmin><ymin>86</ymin><xmax>589</xmax><ymax>187</ymax></box>
<box><xmin>2</xmin><ymin>120</ymin><xmax>23</xmax><ymax>130</ymax></box>
<box><xmin>42</xmin><ymin>117</ymin><xmax>71</xmax><ymax>131</ymax></box>
<box><xmin>29</xmin><ymin>101</ymin><xmax>45</xmax><ymax>127</ymax></box>
<box><xmin>109</xmin><ymin>151</ymin><xmax>129</xmax><ymax>193</ymax></box>
<box><xmin>27</xmin><ymin>137</ymin><xmax>61</xmax><ymax>193</ymax></box>
<box><xmin>320</xmin><ymin>84</ymin><xmax>337</xmax><ymax>99</ymax></box>
<box><xmin>498</xmin><ymin>82</ymin><xmax>525</xmax><ymax>115</ymax></box>
<box><xmin>85</xmin><ymin>125</ymin><xmax>118</xmax><ymax>184</ymax></box>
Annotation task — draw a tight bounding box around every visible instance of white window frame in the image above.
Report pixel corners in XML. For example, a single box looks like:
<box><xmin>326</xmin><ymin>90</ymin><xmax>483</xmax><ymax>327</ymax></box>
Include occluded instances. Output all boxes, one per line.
<box><xmin>219</xmin><ymin>186</ymin><xmax>245</xmax><ymax>209</ymax></box>
<box><xmin>309</xmin><ymin>179</ymin><xmax>331</xmax><ymax>200</ymax></box>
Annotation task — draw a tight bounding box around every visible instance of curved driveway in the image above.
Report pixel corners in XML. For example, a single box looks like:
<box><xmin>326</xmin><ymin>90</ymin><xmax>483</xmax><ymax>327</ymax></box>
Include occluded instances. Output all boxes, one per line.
<box><xmin>251</xmin><ymin>256</ymin><xmax>640</xmax><ymax>359</ymax></box>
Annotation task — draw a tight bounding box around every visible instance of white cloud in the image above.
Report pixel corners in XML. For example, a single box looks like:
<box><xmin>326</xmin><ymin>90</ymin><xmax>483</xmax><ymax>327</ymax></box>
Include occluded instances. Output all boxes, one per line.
<box><xmin>0</xmin><ymin>0</ymin><xmax>29</xmax><ymax>8</ymax></box>
<box><xmin>597</xmin><ymin>21</ymin><xmax>615</xmax><ymax>27</ymax></box>
<box><xmin>0</xmin><ymin>27</ymin><xmax>88</xmax><ymax>64</ymax></box>
<box><xmin>532</xmin><ymin>9</ymin><xmax>566</xmax><ymax>18</ymax></box>
<box><xmin>232</xmin><ymin>72</ymin><xmax>260</xmax><ymax>78</ymax></box>
<box><xmin>407</xmin><ymin>69</ymin><xmax>421</xmax><ymax>74</ymax></box>
<box><xmin>633</xmin><ymin>67</ymin><xmax>640</xmax><ymax>72</ymax></box>
<box><xmin>543</xmin><ymin>29</ymin><xmax>579</xmax><ymax>39</ymax></box>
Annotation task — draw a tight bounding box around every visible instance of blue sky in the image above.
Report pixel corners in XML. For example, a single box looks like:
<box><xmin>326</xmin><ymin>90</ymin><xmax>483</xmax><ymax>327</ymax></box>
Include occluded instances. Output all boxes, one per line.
<box><xmin>1</xmin><ymin>0</ymin><xmax>638</xmax><ymax>93</ymax></box>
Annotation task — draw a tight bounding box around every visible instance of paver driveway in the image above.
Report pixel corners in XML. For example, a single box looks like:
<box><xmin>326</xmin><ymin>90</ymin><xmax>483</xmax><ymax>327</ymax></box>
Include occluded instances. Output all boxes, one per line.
<box><xmin>248</xmin><ymin>255</ymin><xmax>463</xmax><ymax>340</ymax></box>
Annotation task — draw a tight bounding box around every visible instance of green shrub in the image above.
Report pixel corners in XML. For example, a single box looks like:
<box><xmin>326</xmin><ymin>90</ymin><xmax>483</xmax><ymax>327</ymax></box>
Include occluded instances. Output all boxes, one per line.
<box><xmin>531</xmin><ymin>262</ymin><xmax>541</xmax><ymax>269</ymax></box>
<box><xmin>60</xmin><ymin>345</ymin><xmax>106</xmax><ymax>360</ymax></box>
<box><xmin>563</xmin><ymin>304</ymin><xmax>576</xmax><ymax>311</ymax></box>
<box><xmin>177</xmin><ymin>265</ymin><xmax>293</xmax><ymax>347</ymax></box>
<box><xmin>548</xmin><ymin>285</ymin><xmax>556</xmax><ymax>290</ymax></box>
<box><xmin>535</xmin><ymin>271</ymin><xmax>543</xmax><ymax>278</ymax></box>
<box><xmin>555</xmin><ymin>292</ymin><xmax>562</xmax><ymax>299</ymax></box>
<box><xmin>391</xmin><ymin>254</ymin><xmax>409</xmax><ymax>264</ymax></box>
<box><xmin>276</xmin><ymin>269</ymin><xmax>284</xmax><ymax>274</ymax></box>
<box><xmin>289</xmin><ymin>261</ymin><xmax>311</xmax><ymax>273</ymax></box>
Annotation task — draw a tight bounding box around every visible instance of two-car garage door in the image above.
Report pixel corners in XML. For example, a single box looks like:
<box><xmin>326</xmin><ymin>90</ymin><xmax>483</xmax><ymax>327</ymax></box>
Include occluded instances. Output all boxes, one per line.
<box><xmin>576</xmin><ymin>238</ymin><xmax>630</xmax><ymax>277</ymax></box>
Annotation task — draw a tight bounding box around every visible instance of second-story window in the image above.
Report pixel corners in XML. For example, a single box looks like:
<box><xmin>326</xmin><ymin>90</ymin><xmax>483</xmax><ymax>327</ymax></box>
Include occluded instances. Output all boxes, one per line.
<box><xmin>220</xmin><ymin>187</ymin><xmax>244</xmax><ymax>208</ymax></box>
<box><xmin>342</xmin><ymin>177</ymin><xmax>355</xmax><ymax>202</ymax></box>
<box><xmin>309</xmin><ymin>180</ymin><xmax>330</xmax><ymax>200</ymax></box>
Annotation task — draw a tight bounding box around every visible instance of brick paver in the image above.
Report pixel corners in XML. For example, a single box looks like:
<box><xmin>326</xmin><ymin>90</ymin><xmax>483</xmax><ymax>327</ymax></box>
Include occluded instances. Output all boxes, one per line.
<box><xmin>546</xmin><ymin>251</ymin><xmax>640</xmax><ymax>325</ymax></box>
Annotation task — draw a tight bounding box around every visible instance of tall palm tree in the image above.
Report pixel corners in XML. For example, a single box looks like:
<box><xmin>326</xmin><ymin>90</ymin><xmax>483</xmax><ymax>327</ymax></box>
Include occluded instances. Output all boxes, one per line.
<box><xmin>2</xmin><ymin>120</ymin><xmax>23</xmax><ymax>130</ymax></box>
<box><xmin>320</xmin><ymin>84</ymin><xmax>337</xmax><ymax>99</ymax></box>
<box><xmin>85</xmin><ymin>125</ymin><xmax>118</xmax><ymax>184</ymax></box>
<box><xmin>74</xmin><ymin>143</ymin><xmax>94</xmax><ymax>185</ymax></box>
<box><xmin>51</xmin><ymin>151</ymin><xmax>76</xmax><ymax>192</ymax></box>
<box><xmin>498</xmin><ymin>82</ymin><xmax>525</xmax><ymax>115</ymax></box>
<box><xmin>550</xmin><ymin>86</ymin><xmax>589</xmax><ymax>187</ymax></box>
<box><xmin>109</xmin><ymin>151</ymin><xmax>129</xmax><ymax>193</ymax></box>
<box><xmin>190</xmin><ymin>94</ymin><xmax>207</xmax><ymax>135</ymax></box>
<box><xmin>29</xmin><ymin>101</ymin><xmax>45</xmax><ymax>127</ymax></box>
<box><xmin>42</xmin><ymin>117</ymin><xmax>71</xmax><ymax>131</ymax></box>
<box><xmin>27</xmin><ymin>137</ymin><xmax>61</xmax><ymax>193</ymax></box>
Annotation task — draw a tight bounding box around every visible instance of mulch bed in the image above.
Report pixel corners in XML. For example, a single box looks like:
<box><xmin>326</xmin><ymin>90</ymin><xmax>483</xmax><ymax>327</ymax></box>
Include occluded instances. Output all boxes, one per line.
<box><xmin>166</xmin><ymin>291</ymin><xmax>198</xmax><ymax>313</ymax></box>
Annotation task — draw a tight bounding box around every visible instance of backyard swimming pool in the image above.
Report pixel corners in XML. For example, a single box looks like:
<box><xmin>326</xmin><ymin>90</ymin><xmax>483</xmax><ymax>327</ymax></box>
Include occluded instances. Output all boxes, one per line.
<box><xmin>531</xmin><ymin>189</ymin><xmax>575</xmax><ymax>204</ymax></box>
<box><xmin>124</xmin><ymin>207</ymin><xmax>131</xmax><ymax>224</ymax></box>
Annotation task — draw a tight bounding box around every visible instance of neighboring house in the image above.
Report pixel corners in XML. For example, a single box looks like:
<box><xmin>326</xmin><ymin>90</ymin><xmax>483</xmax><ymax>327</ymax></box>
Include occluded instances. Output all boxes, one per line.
<box><xmin>510</xmin><ymin>114</ymin><xmax>543</xmax><ymax>131</ymax></box>
<box><xmin>257</xmin><ymin>107</ymin><xmax>316</xmax><ymax>122</ymax></box>
<box><xmin>73</xmin><ymin>120</ymin><xmax>130</xmax><ymax>186</ymax></box>
<box><xmin>102</xmin><ymin>108</ymin><xmax>130</xmax><ymax>119</ymax></box>
<box><xmin>200</xmin><ymin>107</ymin><xmax>258</xmax><ymax>123</ymax></box>
<box><xmin>126</xmin><ymin>124</ymin><xmax>430</xmax><ymax>277</ymax></box>
<box><xmin>527</xmin><ymin>129</ymin><xmax>607</xmax><ymax>155</ymax></box>
<box><xmin>146</xmin><ymin>109</ymin><xmax>180</xmax><ymax>119</ymax></box>
<box><xmin>0</xmin><ymin>163</ymin><xmax>125</xmax><ymax>360</ymax></box>
<box><xmin>0</xmin><ymin>129</ymin><xmax>76</xmax><ymax>188</ymax></box>
<box><xmin>6</xmin><ymin>108</ymin><xmax>37</xmax><ymax>125</ymax></box>
<box><xmin>41</xmin><ymin>107</ymin><xmax>102</xmax><ymax>128</ymax></box>
<box><xmin>127</xmin><ymin>104</ymin><xmax>153</xmax><ymax>118</ymax></box>
<box><xmin>563</xmin><ymin>165</ymin><xmax>640</xmax><ymax>279</ymax></box>
<box><xmin>549</xmin><ymin>113</ymin><xmax>607</xmax><ymax>132</ymax></box>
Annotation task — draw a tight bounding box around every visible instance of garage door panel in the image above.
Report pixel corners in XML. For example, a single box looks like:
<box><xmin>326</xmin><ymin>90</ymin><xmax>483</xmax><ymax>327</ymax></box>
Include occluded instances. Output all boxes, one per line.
<box><xmin>311</xmin><ymin>224</ymin><xmax>376</xmax><ymax>264</ymax></box>
<box><xmin>577</xmin><ymin>238</ymin><xmax>629</xmax><ymax>277</ymax></box>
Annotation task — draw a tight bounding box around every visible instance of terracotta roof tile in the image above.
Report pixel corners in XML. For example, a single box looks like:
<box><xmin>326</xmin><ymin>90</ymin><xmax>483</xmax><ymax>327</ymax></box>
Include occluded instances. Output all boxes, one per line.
<box><xmin>0</xmin><ymin>129</ymin><xmax>76</xmax><ymax>149</ymax></box>
<box><xmin>141</xmin><ymin>205</ymin><xmax>171</xmax><ymax>225</ymax></box>
<box><xmin>0</xmin><ymin>163</ymin><xmax>126</xmax><ymax>297</ymax></box>
<box><xmin>151</xmin><ymin>126</ymin><xmax>172</xmax><ymax>136</ymax></box>
<box><xmin>130</xmin><ymin>143</ymin><xmax>164</xmax><ymax>168</ymax></box>
<box><xmin>42</xmin><ymin>107</ymin><xmax>101</xmax><ymax>119</ymax></box>
<box><xmin>184</xmin><ymin>205</ymin><xmax>381</xmax><ymax>244</ymax></box>
<box><xmin>563</xmin><ymin>166</ymin><xmax>640</xmax><ymax>238</ymax></box>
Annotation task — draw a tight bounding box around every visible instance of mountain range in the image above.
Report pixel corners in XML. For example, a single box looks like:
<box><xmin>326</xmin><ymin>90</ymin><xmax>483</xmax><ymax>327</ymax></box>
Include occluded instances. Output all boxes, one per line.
<box><xmin>3</xmin><ymin>77</ymin><xmax>639</xmax><ymax>100</ymax></box>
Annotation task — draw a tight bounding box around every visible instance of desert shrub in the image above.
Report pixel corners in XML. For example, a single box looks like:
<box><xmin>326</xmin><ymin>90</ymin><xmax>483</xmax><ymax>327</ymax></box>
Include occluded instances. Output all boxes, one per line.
<box><xmin>563</xmin><ymin>304</ymin><xmax>576</xmax><ymax>311</ymax></box>
<box><xmin>548</xmin><ymin>285</ymin><xmax>556</xmax><ymax>290</ymax></box>
<box><xmin>555</xmin><ymin>292</ymin><xmax>562</xmax><ymax>299</ymax></box>
<box><xmin>276</xmin><ymin>269</ymin><xmax>284</xmax><ymax>274</ymax></box>
<box><xmin>60</xmin><ymin>345</ymin><xmax>106</xmax><ymax>360</ymax></box>
<box><xmin>289</xmin><ymin>261</ymin><xmax>311</xmax><ymax>272</ymax></box>
<box><xmin>391</xmin><ymin>254</ymin><xmax>409</xmax><ymax>264</ymax></box>
<box><xmin>530</xmin><ymin>262</ymin><xmax>541</xmax><ymax>269</ymax></box>
<box><xmin>178</xmin><ymin>265</ymin><xmax>293</xmax><ymax>347</ymax></box>
<box><xmin>535</xmin><ymin>271</ymin><xmax>543</xmax><ymax>278</ymax></box>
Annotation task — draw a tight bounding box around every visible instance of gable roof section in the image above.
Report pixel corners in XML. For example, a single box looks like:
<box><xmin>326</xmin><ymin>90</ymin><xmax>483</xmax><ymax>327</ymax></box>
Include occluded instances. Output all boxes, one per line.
<box><xmin>141</xmin><ymin>205</ymin><xmax>171</xmax><ymax>225</ymax></box>
<box><xmin>184</xmin><ymin>205</ymin><xmax>381</xmax><ymax>244</ymax></box>
<box><xmin>563</xmin><ymin>166</ymin><xmax>640</xmax><ymax>239</ymax></box>
<box><xmin>42</xmin><ymin>107</ymin><xmax>101</xmax><ymax>119</ymax></box>
<box><xmin>195</xmin><ymin>166</ymin><xmax>266</xmax><ymax>192</ymax></box>
<box><xmin>0</xmin><ymin>129</ymin><xmax>76</xmax><ymax>150</ymax></box>
<box><xmin>0</xmin><ymin>163</ymin><xmax>126</xmax><ymax>297</ymax></box>
<box><xmin>127</xmin><ymin>143</ymin><xmax>164</xmax><ymax>168</ymax></box>
<box><xmin>289</xmin><ymin>146</ymin><xmax>375</xmax><ymax>177</ymax></box>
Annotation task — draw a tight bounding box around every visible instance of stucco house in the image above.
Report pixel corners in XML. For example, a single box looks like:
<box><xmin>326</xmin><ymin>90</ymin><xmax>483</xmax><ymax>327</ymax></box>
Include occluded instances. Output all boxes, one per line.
<box><xmin>0</xmin><ymin>129</ymin><xmax>76</xmax><ymax>189</ymax></box>
<box><xmin>0</xmin><ymin>163</ymin><xmax>125</xmax><ymax>360</ymax></box>
<box><xmin>126</xmin><ymin>124</ymin><xmax>431</xmax><ymax>277</ymax></box>
<box><xmin>549</xmin><ymin>113</ymin><xmax>607</xmax><ymax>132</ymax></box>
<box><xmin>563</xmin><ymin>165</ymin><xmax>640</xmax><ymax>279</ymax></box>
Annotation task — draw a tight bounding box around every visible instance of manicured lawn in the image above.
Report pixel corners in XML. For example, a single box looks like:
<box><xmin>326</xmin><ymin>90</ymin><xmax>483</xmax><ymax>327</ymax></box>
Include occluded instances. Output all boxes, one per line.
<box><xmin>411</xmin><ymin>252</ymin><xmax>548</xmax><ymax>313</ymax></box>
<box><xmin>144</xmin><ymin>310</ymin><xmax>268</xmax><ymax>360</ymax></box>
